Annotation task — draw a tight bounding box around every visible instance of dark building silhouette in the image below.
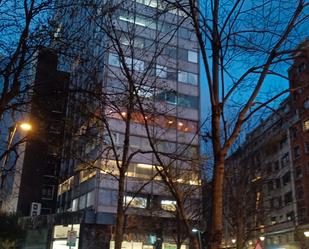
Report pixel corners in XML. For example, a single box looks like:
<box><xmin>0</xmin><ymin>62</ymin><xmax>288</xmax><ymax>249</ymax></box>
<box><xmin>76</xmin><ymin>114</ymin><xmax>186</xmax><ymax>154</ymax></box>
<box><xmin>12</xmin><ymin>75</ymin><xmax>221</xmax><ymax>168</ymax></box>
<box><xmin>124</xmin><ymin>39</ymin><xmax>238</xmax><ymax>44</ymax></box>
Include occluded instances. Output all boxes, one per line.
<box><xmin>16</xmin><ymin>48</ymin><xmax>69</xmax><ymax>215</ymax></box>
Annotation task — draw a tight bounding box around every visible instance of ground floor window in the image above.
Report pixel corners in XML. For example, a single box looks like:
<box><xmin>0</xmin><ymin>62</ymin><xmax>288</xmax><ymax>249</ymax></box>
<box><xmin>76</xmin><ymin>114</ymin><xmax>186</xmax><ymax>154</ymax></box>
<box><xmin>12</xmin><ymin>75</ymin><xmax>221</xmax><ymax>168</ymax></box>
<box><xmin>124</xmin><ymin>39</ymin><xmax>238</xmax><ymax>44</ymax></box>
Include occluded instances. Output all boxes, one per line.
<box><xmin>51</xmin><ymin>224</ymin><xmax>80</xmax><ymax>249</ymax></box>
<box><xmin>109</xmin><ymin>241</ymin><xmax>187</xmax><ymax>249</ymax></box>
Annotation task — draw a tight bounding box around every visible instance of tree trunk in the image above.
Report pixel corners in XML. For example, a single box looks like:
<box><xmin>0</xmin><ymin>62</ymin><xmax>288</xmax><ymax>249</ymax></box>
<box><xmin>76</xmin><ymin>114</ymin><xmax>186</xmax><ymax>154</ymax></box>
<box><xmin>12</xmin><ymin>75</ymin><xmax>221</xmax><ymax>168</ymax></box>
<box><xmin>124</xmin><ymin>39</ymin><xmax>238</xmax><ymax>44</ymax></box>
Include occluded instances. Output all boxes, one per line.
<box><xmin>209</xmin><ymin>158</ymin><xmax>225</xmax><ymax>249</ymax></box>
<box><xmin>114</xmin><ymin>172</ymin><xmax>126</xmax><ymax>249</ymax></box>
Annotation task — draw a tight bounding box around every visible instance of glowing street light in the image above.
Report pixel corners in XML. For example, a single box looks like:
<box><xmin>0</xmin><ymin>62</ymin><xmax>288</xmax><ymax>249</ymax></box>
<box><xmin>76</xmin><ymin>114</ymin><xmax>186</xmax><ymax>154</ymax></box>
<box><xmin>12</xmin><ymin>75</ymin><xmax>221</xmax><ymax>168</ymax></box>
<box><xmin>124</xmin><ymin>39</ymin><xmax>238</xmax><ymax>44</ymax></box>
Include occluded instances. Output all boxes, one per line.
<box><xmin>231</xmin><ymin>239</ymin><xmax>236</xmax><ymax>244</ymax></box>
<box><xmin>0</xmin><ymin>121</ymin><xmax>32</xmax><ymax>187</ymax></box>
<box><xmin>20</xmin><ymin>122</ymin><xmax>32</xmax><ymax>131</ymax></box>
<box><xmin>304</xmin><ymin>231</ymin><xmax>309</xmax><ymax>238</ymax></box>
<box><xmin>191</xmin><ymin>228</ymin><xmax>202</xmax><ymax>249</ymax></box>
<box><xmin>259</xmin><ymin>236</ymin><xmax>265</xmax><ymax>241</ymax></box>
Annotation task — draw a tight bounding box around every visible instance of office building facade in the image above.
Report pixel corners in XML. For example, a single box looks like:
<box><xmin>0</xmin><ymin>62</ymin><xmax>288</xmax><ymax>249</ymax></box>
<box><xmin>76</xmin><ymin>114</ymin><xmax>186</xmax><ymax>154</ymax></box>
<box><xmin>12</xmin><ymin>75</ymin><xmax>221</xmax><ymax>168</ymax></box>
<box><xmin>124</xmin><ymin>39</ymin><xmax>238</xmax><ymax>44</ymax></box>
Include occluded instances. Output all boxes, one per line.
<box><xmin>47</xmin><ymin>1</ymin><xmax>201</xmax><ymax>249</ymax></box>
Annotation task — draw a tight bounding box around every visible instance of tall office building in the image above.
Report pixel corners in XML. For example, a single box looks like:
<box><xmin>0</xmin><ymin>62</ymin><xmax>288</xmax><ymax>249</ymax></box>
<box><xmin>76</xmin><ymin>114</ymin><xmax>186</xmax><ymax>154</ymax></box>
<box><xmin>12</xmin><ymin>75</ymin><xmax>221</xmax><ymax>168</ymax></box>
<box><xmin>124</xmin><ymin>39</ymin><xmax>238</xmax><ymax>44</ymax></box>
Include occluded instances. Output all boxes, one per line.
<box><xmin>48</xmin><ymin>1</ymin><xmax>201</xmax><ymax>249</ymax></box>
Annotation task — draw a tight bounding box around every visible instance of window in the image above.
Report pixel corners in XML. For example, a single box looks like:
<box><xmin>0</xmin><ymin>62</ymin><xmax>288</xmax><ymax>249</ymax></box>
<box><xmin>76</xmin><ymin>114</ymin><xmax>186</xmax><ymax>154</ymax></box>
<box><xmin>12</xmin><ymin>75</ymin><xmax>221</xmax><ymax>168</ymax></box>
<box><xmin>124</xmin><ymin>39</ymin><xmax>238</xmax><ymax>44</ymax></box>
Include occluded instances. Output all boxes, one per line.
<box><xmin>303</xmin><ymin>119</ymin><xmax>309</xmax><ymax>131</ymax></box>
<box><xmin>271</xmin><ymin>216</ymin><xmax>277</xmax><ymax>225</ymax></box>
<box><xmin>178</xmin><ymin>49</ymin><xmax>187</xmax><ymax>61</ymax></box>
<box><xmin>161</xmin><ymin>200</ymin><xmax>176</xmax><ymax>211</ymax></box>
<box><xmin>286</xmin><ymin>211</ymin><xmax>294</xmax><ymax>221</ymax></box>
<box><xmin>72</xmin><ymin>198</ymin><xmax>78</xmax><ymax>211</ymax></box>
<box><xmin>120</xmin><ymin>36</ymin><xmax>144</xmax><ymax>49</ymax></box>
<box><xmin>156</xmin><ymin>64</ymin><xmax>167</xmax><ymax>78</ymax></box>
<box><xmin>135</xmin><ymin>0</ymin><xmax>158</xmax><ymax>8</ymax></box>
<box><xmin>295</xmin><ymin>167</ymin><xmax>303</xmax><ymax>179</ymax></box>
<box><xmin>277</xmin><ymin>196</ymin><xmax>282</xmax><ymax>207</ymax></box>
<box><xmin>108</xmin><ymin>53</ymin><xmax>120</xmax><ymax>67</ymax></box>
<box><xmin>188</xmin><ymin>51</ymin><xmax>198</xmax><ymax>63</ymax></box>
<box><xmin>305</xmin><ymin>142</ymin><xmax>309</xmax><ymax>153</ymax></box>
<box><xmin>298</xmin><ymin>208</ymin><xmax>306</xmax><ymax>221</ymax></box>
<box><xmin>281</xmin><ymin>153</ymin><xmax>289</xmax><ymax>166</ymax></box>
<box><xmin>137</xmin><ymin>85</ymin><xmax>154</xmax><ymax>98</ymax></box>
<box><xmin>187</xmin><ymin>72</ymin><xmax>198</xmax><ymax>84</ymax></box>
<box><xmin>291</xmin><ymin>127</ymin><xmax>297</xmax><ymax>139</ymax></box>
<box><xmin>282</xmin><ymin>172</ymin><xmax>291</xmax><ymax>185</ymax></box>
<box><xmin>162</xmin><ymin>91</ymin><xmax>177</xmax><ymax>104</ymax></box>
<box><xmin>156</xmin><ymin>90</ymin><xmax>198</xmax><ymax>109</ymax></box>
<box><xmin>134</xmin><ymin>163</ymin><xmax>153</xmax><ymax>178</ymax></box>
<box><xmin>109</xmin><ymin>53</ymin><xmax>145</xmax><ymax>72</ymax></box>
<box><xmin>125</xmin><ymin>57</ymin><xmax>144</xmax><ymax>72</ymax></box>
<box><xmin>119</xmin><ymin>13</ymin><xmax>174</xmax><ymax>33</ymax></box>
<box><xmin>267</xmin><ymin>181</ymin><xmax>273</xmax><ymax>192</ymax></box>
<box><xmin>284</xmin><ymin>191</ymin><xmax>292</xmax><ymax>205</ymax></box>
<box><xmin>297</xmin><ymin>187</ymin><xmax>304</xmax><ymax>199</ymax></box>
<box><xmin>270</xmin><ymin>198</ymin><xmax>274</xmax><ymax>208</ymax></box>
<box><xmin>164</xmin><ymin>46</ymin><xmax>177</xmax><ymax>59</ymax></box>
<box><xmin>124</xmin><ymin>195</ymin><xmax>147</xmax><ymax>208</ymax></box>
<box><xmin>294</xmin><ymin>146</ymin><xmax>301</xmax><ymax>159</ymax></box>
<box><xmin>79</xmin><ymin>194</ymin><xmax>86</xmax><ymax>210</ymax></box>
<box><xmin>179</xmin><ymin>27</ymin><xmax>190</xmax><ymax>39</ymax></box>
<box><xmin>275</xmin><ymin>178</ymin><xmax>281</xmax><ymax>188</ymax></box>
<box><xmin>42</xmin><ymin>185</ymin><xmax>54</xmax><ymax>200</ymax></box>
<box><xmin>274</xmin><ymin>161</ymin><xmax>280</xmax><ymax>171</ymax></box>
<box><xmin>280</xmin><ymin>137</ymin><xmax>287</xmax><ymax>149</ymax></box>
<box><xmin>178</xmin><ymin>71</ymin><xmax>198</xmax><ymax>85</ymax></box>
<box><xmin>298</xmin><ymin>62</ymin><xmax>306</xmax><ymax>73</ymax></box>
<box><xmin>86</xmin><ymin>191</ymin><xmax>94</xmax><ymax>207</ymax></box>
<box><xmin>178</xmin><ymin>94</ymin><xmax>198</xmax><ymax>109</ymax></box>
<box><xmin>178</xmin><ymin>71</ymin><xmax>187</xmax><ymax>83</ymax></box>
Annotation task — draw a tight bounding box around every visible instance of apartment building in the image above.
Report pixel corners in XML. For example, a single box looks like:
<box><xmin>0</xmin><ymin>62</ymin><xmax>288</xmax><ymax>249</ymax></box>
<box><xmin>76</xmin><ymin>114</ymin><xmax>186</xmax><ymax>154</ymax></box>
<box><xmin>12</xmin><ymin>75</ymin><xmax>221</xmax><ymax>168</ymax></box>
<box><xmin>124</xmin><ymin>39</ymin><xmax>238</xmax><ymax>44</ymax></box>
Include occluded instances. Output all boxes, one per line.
<box><xmin>224</xmin><ymin>100</ymin><xmax>300</xmax><ymax>249</ymax></box>
<box><xmin>288</xmin><ymin>39</ymin><xmax>309</xmax><ymax>246</ymax></box>
<box><xmin>223</xmin><ymin>40</ymin><xmax>309</xmax><ymax>249</ymax></box>
<box><xmin>47</xmin><ymin>1</ymin><xmax>201</xmax><ymax>249</ymax></box>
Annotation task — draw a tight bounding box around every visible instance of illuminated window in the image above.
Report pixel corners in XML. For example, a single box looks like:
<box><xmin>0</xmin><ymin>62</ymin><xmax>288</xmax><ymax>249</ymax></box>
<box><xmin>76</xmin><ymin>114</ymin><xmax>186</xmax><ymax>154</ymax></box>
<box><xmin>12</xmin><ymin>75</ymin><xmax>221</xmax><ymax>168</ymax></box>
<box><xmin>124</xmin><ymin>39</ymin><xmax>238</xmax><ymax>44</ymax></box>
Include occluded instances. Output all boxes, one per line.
<box><xmin>161</xmin><ymin>200</ymin><xmax>176</xmax><ymax>211</ymax></box>
<box><xmin>137</xmin><ymin>85</ymin><xmax>154</xmax><ymax>98</ymax></box>
<box><xmin>124</xmin><ymin>196</ymin><xmax>147</xmax><ymax>208</ymax></box>
<box><xmin>136</xmin><ymin>0</ymin><xmax>158</xmax><ymax>8</ymax></box>
<box><xmin>304</xmin><ymin>119</ymin><xmax>309</xmax><ymax>131</ymax></box>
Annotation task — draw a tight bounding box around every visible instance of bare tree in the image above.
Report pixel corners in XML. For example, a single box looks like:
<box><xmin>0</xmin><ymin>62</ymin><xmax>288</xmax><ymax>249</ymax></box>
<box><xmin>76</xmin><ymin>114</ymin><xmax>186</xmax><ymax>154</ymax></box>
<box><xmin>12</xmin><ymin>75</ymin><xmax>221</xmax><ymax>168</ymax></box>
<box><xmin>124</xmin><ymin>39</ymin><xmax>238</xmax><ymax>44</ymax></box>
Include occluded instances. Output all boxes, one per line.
<box><xmin>160</xmin><ymin>0</ymin><xmax>309</xmax><ymax>247</ymax></box>
<box><xmin>0</xmin><ymin>0</ymin><xmax>61</xmax><ymax>200</ymax></box>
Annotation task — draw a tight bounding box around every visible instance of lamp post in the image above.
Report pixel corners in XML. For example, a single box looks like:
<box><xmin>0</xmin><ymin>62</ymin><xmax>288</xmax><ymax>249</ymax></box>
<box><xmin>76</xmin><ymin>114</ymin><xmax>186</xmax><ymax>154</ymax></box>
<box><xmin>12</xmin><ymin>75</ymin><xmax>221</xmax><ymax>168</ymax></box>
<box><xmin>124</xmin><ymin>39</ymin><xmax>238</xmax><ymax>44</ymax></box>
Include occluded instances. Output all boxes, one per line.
<box><xmin>192</xmin><ymin>228</ymin><xmax>202</xmax><ymax>249</ymax></box>
<box><xmin>0</xmin><ymin>122</ymin><xmax>32</xmax><ymax>187</ymax></box>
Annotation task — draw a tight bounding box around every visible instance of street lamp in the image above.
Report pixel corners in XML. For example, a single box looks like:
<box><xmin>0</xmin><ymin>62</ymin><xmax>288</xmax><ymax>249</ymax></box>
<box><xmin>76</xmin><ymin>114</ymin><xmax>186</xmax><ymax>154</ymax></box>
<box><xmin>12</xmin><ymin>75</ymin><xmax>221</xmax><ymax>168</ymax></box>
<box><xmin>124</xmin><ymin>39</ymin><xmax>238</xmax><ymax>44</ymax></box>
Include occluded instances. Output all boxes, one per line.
<box><xmin>19</xmin><ymin>122</ymin><xmax>32</xmax><ymax>131</ymax></box>
<box><xmin>0</xmin><ymin>121</ymin><xmax>32</xmax><ymax>187</ymax></box>
<box><xmin>231</xmin><ymin>239</ymin><xmax>236</xmax><ymax>244</ymax></box>
<box><xmin>192</xmin><ymin>228</ymin><xmax>202</xmax><ymax>249</ymax></box>
<box><xmin>304</xmin><ymin>231</ymin><xmax>309</xmax><ymax>238</ymax></box>
<box><xmin>259</xmin><ymin>236</ymin><xmax>265</xmax><ymax>241</ymax></box>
